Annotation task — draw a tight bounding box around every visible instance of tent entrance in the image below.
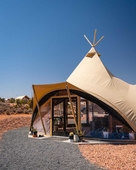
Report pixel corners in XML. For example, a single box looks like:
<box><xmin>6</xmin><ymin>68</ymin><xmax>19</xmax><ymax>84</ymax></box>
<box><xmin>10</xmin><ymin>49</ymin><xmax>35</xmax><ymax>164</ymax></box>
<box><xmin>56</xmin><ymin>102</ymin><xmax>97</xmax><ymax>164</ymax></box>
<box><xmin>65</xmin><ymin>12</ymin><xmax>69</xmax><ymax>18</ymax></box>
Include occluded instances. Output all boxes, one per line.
<box><xmin>52</xmin><ymin>97</ymin><xmax>78</xmax><ymax>136</ymax></box>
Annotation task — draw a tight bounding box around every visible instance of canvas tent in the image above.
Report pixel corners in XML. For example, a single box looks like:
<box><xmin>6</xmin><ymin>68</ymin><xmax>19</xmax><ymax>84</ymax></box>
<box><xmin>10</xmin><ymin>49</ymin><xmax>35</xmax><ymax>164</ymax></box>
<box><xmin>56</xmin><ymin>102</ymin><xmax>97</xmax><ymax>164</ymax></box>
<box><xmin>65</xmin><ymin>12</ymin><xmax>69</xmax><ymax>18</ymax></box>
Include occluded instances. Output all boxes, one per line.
<box><xmin>66</xmin><ymin>45</ymin><xmax>136</xmax><ymax>132</ymax></box>
<box><xmin>30</xmin><ymin>31</ymin><xmax>136</xmax><ymax>137</ymax></box>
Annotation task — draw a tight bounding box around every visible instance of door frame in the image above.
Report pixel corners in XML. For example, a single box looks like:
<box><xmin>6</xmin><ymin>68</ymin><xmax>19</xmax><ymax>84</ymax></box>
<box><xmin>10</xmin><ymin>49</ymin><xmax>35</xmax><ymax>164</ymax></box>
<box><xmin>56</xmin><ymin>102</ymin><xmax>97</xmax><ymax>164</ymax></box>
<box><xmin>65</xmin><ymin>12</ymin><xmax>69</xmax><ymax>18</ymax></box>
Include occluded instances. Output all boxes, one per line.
<box><xmin>51</xmin><ymin>95</ymin><xmax>79</xmax><ymax>136</ymax></box>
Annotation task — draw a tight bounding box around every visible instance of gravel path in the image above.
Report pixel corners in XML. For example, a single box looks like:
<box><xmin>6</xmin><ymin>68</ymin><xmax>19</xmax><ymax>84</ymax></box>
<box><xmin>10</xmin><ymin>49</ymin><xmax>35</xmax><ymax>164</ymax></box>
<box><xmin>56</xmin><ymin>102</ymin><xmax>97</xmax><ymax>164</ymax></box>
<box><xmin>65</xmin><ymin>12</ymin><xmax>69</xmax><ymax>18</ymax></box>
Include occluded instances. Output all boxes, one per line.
<box><xmin>0</xmin><ymin>127</ymin><xmax>105</xmax><ymax>170</ymax></box>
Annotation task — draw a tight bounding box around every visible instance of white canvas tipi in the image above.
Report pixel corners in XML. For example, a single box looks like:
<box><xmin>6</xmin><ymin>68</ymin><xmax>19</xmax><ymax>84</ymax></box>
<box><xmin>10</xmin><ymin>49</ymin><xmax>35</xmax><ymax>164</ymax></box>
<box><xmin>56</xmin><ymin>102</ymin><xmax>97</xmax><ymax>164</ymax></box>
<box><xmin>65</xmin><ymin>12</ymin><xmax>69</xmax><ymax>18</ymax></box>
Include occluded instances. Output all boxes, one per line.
<box><xmin>67</xmin><ymin>30</ymin><xmax>136</xmax><ymax>131</ymax></box>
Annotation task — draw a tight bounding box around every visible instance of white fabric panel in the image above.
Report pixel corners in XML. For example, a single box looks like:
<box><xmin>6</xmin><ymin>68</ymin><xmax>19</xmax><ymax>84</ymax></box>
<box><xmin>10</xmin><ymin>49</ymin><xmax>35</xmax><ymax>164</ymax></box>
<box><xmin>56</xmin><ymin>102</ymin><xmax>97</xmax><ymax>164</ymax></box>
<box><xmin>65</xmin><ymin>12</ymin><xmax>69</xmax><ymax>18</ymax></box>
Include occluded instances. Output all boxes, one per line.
<box><xmin>33</xmin><ymin>104</ymin><xmax>51</xmax><ymax>135</ymax></box>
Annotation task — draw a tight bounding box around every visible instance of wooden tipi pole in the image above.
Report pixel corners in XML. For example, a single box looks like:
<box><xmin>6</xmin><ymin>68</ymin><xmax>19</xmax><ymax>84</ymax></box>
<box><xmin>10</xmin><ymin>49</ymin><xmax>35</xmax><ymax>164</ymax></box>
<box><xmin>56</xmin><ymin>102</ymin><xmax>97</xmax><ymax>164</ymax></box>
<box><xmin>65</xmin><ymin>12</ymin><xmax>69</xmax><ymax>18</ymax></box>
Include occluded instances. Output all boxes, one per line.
<box><xmin>66</xmin><ymin>82</ymin><xmax>79</xmax><ymax>133</ymax></box>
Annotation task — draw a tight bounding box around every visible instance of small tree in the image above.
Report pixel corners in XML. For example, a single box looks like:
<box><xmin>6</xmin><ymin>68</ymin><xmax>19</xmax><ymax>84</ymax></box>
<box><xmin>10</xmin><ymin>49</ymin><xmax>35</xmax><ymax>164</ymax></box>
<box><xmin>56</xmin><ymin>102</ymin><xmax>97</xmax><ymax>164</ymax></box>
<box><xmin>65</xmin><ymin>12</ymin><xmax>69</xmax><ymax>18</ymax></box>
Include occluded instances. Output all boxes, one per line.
<box><xmin>21</xmin><ymin>99</ymin><xmax>28</xmax><ymax>104</ymax></box>
<box><xmin>16</xmin><ymin>99</ymin><xmax>21</xmax><ymax>105</ymax></box>
<box><xmin>10</xmin><ymin>98</ymin><xmax>15</xmax><ymax>103</ymax></box>
<box><xmin>0</xmin><ymin>98</ymin><xmax>5</xmax><ymax>102</ymax></box>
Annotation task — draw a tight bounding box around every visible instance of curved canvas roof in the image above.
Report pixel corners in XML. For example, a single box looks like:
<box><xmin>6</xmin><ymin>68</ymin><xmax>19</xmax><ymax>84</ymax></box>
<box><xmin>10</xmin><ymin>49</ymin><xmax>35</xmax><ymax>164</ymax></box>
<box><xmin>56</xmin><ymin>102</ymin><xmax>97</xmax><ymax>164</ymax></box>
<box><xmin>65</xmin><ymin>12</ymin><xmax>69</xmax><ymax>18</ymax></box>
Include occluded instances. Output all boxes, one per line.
<box><xmin>31</xmin><ymin>82</ymin><xmax>84</xmax><ymax>124</ymax></box>
<box><xmin>32</xmin><ymin>82</ymin><xmax>82</xmax><ymax>110</ymax></box>
<box><xmin>66</xmin><ymin>46</ymin><xmax>136</xmax><ymax>131</ymax></box>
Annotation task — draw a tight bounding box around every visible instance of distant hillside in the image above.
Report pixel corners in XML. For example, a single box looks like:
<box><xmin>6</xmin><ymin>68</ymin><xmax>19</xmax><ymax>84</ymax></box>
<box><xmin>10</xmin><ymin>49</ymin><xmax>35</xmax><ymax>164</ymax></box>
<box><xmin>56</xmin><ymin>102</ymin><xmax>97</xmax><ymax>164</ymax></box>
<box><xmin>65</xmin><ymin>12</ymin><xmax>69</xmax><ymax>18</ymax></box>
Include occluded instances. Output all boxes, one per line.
<box><xmin>0</xmin><ymin>102</ymin><xmax>32</xmax><ymax>115</ymax></box>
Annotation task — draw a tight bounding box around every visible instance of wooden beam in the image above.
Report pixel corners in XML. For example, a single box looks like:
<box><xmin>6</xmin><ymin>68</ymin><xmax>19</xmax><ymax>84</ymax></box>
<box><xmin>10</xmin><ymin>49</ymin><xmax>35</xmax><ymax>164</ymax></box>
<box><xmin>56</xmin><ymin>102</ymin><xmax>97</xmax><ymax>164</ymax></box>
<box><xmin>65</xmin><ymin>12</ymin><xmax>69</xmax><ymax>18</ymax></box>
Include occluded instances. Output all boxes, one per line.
<box><xmin>32</xmin><ymin>85</ymin><xmax>46</xmax><ymax>135</ymax></box>
<box><xmin>77</xmin><ymin>96</ymin><xmax>82</xmax><ymax>132</ymax></box>
<box><xmin>66</xmin><ymin>82</ymin><xmax>79</xmax><ymax>133</ymax></box>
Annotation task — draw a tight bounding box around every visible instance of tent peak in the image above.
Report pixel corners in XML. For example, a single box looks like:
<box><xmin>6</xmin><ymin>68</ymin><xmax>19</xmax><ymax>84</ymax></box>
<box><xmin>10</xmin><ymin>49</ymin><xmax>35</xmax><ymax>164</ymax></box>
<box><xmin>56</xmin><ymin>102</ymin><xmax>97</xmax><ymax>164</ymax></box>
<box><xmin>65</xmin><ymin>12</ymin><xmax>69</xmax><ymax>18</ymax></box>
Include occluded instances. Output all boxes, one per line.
<box><xmin>86</xmin><ymin>46</ymin><xmax>101</xmax><ymax>57</ymax></box>
<box><xmin>84</xmin><ymin>29</ymin><xmax>104</xmax><ymax>47</ymax></box>
<box><xmin>84</xmin><ymin>29</ymin><xmax>104</xmax><ymax>57</ymax></box>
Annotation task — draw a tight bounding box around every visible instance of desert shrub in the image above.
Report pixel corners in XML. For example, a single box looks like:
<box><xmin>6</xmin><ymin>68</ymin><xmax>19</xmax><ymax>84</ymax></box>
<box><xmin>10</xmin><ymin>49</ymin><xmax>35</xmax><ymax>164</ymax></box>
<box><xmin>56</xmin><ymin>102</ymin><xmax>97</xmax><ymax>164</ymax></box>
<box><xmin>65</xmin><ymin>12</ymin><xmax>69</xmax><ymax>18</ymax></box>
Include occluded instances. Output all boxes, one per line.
<box><xmin>16</xmin><ymin>99</ymin><xmax>21</xmax><ymax>105</ymax></box>
<box><xmin>28</xmin><ymin>108</ymin><xmax>32</xmax><ymax>113</ymax></box>
<box><xmin>0</xmin><ymin>98</ymin><xmax>33</xmax><ymax>115</ymax></box>
<box><xmin>0</xmin><ymin>109</ymin><xmax>3</xmax><ymax>113</ymax></box>
<box><xmin>23</xmin><ymin>108</ymin><xmax>32</xmax><ymax>114</ymax></box>
<box><xmin>0</xmin><ymin>98</ymin><xmax>5</xmax><ymax>102</ymax></box>
<box><xmin>3</xmin><ymin>108</ymin><xmax>7</xmax><ymax>112</ymax></box>
<box><xmin>0</xmin><ymin>110</ymin><xmax>3</xmax><ymax>114</ymax></box>
<box><xmin>24</xmin><ymin>109</ymin><xmax>29</xmax><ymax>114</ymax></box>
<box><xmin>10</xmin><ymin>108</ymin><xmax>16</xmax><ymax>114</ymax></box>
<box><xmin>24</xmin><ymin>104</ymin><xmax>29</xmax><ymax>109</ymax></box>
<box><xmin>6</xmin><ymin>110</ymin><xmax>11</xmax><ymax>115</ymax></box>
<box><xmin>9</xmin><ymin>98</ymin><xmax>15</xmax><ymax>103</ymax></box>
<box><xmin>21</xmin><ymin>99</ymin><xmax>29</xmax><ymax>104</ymax></box>
<box><xmin>28</xmin><ymin>98</ymin><xmax>33</xmax><ymax>108</ymax></box>
<box><xmin>16</xmin><ymin>108</ymin><xmax>23</xmax><ymax>114</ymax></box>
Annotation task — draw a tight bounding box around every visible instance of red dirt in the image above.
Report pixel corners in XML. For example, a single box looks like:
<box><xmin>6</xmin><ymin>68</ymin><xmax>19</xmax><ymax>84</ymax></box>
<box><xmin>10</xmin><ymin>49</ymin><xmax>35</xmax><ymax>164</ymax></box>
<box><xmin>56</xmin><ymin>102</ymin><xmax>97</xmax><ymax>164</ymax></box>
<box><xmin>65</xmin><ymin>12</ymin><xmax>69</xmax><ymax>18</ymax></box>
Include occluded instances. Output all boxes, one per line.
<box><xmin>0</xmin><ymin>114</ymin><xmax>31</xmax><ymax>139</ymax></box>
<box><xmin>0</xmin><ymin>114</ymin><xmax>136</xmax><ymax>170</ymax></box>
<box><xmin>79</xmin><ymin>144</ymin><xmax>136</xmax><ymax>170</ymax></box>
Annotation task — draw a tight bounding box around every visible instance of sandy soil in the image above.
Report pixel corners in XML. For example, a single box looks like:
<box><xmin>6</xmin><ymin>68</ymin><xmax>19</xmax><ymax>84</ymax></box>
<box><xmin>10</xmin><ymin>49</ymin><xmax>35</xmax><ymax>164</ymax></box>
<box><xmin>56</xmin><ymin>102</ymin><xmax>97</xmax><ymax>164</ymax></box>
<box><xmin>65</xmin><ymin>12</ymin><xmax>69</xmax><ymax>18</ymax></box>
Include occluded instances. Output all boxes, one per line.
<box><xmin>0</xmin><ymin>114</ymin><xmax>31</xmax><ymax>139</ymax></box>
<box><xmin>0</xmin><ymin>114</ymin><xmax>136</xmax><ymax>170</ymax></box>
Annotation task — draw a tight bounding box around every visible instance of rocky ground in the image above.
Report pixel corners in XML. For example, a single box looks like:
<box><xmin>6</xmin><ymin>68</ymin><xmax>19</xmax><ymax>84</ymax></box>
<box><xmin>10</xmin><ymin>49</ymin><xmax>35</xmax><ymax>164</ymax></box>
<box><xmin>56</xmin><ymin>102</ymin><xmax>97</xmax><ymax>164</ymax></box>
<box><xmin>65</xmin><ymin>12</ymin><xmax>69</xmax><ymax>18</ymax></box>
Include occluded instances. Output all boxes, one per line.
<box><xmin>79</xmin><ymin>144</ymin><xmax>136</xmax><ymax>170</ymax></box>
<box><xmin>0</xmin><ymin>114</ymin><xmax>136</xmax><ymax>170</ymax></box>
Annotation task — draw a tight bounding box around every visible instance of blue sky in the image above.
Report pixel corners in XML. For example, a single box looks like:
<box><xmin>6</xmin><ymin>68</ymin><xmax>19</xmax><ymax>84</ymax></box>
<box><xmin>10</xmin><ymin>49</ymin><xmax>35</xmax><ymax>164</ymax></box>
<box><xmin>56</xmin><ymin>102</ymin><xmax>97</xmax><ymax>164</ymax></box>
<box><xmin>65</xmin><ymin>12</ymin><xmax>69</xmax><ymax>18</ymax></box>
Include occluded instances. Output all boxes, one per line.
<box><xmin>0</xmin><ymin>0</ymin><xmax>136</xmax><ymax>99</ymax></box>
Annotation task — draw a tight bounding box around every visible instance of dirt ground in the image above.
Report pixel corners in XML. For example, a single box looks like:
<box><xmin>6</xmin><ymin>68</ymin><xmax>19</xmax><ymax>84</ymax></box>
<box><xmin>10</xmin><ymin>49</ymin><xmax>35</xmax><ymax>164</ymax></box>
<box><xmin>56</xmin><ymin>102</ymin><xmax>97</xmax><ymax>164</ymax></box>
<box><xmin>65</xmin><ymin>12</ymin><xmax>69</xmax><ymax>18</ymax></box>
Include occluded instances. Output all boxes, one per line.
<box><xmin>0</xmin><ymin>114</ymin><xmax>31</xmax><ymax>139</ymax></box>
<box><xmin>0</xmin><ymin>114</ymin><xmax>136</xmax><ymax>170</ymax></box>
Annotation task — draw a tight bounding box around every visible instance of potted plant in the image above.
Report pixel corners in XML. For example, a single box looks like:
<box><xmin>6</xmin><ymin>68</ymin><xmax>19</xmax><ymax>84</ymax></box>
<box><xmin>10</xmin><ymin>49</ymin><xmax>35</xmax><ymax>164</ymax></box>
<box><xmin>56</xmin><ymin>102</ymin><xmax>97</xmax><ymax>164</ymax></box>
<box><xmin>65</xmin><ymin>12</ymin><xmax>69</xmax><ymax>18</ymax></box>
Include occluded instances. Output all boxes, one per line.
<box><xmin>31</xmin><ymin>127</ymin><xmax>37</xmax><ymax>137</ymax></box>
<box><xmin>69</xmin><ymin>132</ymin><xmax>74</xmax><ymax>141</ymax></box>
